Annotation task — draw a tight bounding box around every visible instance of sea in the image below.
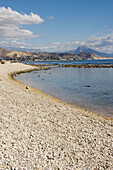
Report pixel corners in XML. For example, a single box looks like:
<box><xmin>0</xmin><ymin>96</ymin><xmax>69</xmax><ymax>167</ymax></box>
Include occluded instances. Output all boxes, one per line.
<box><xmin>15</xmin><ymin>59</ymin><xmax>113</xmax><ymax>118</ymax></box>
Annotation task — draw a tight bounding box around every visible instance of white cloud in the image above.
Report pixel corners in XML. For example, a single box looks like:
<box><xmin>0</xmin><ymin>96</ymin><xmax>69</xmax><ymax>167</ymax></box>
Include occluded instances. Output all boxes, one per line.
<box><xmin>0</xmin><ymin>7</ymin><xmax>44</xmax><ymax>25</ymax></box>
<box><xmin>0</xmin><ymin>39</ymin><xmax>32</xmax><ymax>49</ymax></box>
<box><xmin>0</xmin><ymin>40</ymin><xmax>8</xmax><ymax>46</ymax></box>
<box><xmin>34</xmin><ymin>32</ymin><xmax>113</xmax><ymax>53</ymax></box>
<box><xmin>51</xmin><ymin>42</ymin><xmax>60</xmax><ymax>45</ymax></box>
<box><xmin>10</xmin><ymin>40</ymin><xmax>32</xmax><ymax>47</ymax></box>
<box><xmin>46</xmin><ymin>16</ymin><xmax>54</xmax><ymax>20</ymax></box>
<box><xmin>85</xmin><ymin>32</ymin><xmax>113</xmax><ymax>53</ymax></box>
<box><xmin>1</xmin><ymin>7</ymin><xmax>113</xmax><ymax>53</ymax></box>
<box><xmin>0</xmin><ymin>7</ymin><xmax>43</xmax><ymax>40</ymax></box>
<box><xmin>0</xmin><ymin>25</ymin><xmax>39</xmax><ymax>40</ymax></box>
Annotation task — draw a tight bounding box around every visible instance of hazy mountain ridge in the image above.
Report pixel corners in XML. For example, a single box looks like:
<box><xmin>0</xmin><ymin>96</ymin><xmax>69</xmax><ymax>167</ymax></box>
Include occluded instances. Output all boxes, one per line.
<box><xmin>0</xmin><ymin>47</ymin><xmax>113</xmax><ymax>61</ymax></box>
<box><xmin>4</xmin><ymin>47</ymin><xmax>41</xmax><ymax>53</ymax></box>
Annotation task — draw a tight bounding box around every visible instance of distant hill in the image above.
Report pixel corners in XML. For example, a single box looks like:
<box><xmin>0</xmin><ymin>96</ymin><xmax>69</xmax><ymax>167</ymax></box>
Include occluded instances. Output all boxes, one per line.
<box><xmin>78</xmin><ymin>52</ymin><xmax>99</xmax><ymax>60</ymax></box>
<box><xmin>0</xmin><ymin>47</ymin><xmax>113</xmax><ymax>61</ymax></box>
<box><xmin>68</xmin><ymin>45</ymin><xmax>113</xmax><ymax>57</ymax></box>
<box><xmin>0</xmin><ymin>48</ymin><xmax>78</xmax><ymax>61</ymax></box>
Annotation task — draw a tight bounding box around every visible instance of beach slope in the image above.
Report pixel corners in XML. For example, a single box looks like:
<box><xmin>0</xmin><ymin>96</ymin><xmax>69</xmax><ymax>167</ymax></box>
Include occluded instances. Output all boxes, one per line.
<box><xmin>0</xmin><ymin>62</ymin><xmax>113</xmax><ymax>169</ymax></box>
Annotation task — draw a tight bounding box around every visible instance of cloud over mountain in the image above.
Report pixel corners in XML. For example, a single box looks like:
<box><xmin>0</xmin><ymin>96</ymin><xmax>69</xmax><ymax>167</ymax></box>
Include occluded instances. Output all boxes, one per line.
<box><xmin>0</xmin><ymin>7</ymin><xmax>113</xmax><ymax>53</ymax></box>
<box><xmin>33</xmin><ymin>32</ymin><xmax>113</xmax><ymax>53</ymax></box>
<box><xmin>86</xmin><ymin>33</ymin><xmax>113</xmax><ymax>53</ymax></box>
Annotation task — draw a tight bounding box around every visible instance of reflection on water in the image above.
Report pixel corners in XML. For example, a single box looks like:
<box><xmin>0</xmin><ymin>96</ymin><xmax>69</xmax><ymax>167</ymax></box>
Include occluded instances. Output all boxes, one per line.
<box><xmin>15</xmin><ymin>65</ymin><xmax>113</xmax><ymax>118</ymax></box>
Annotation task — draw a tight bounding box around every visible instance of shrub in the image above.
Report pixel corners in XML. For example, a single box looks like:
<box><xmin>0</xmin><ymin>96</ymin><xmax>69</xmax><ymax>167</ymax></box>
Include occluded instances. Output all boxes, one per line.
<box><xmin>0</xmin><ymin>60</ymin><xmax>5</xmax><ymax>64</ymax></box>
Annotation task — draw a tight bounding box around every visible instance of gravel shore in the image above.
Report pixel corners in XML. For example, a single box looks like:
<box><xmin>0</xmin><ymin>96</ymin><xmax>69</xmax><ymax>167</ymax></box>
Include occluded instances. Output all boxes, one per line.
<box><xmin>0</xmin><ymin>62</ymin><xmax>113</xmax><ymax>169</ymax></box>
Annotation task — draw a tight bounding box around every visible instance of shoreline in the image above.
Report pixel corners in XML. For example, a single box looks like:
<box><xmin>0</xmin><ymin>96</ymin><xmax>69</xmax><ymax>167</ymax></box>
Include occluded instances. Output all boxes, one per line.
<box><xmin>12</xmin><ymin>66</ymin><xmax>113</xmax><ymax>121</ymax></box>
<box><xmin>14</xmin><ymin>63</ymin><xmax>113</xmax><ymax>120</ymax></box>
<box><xmin>13</xmin><ymin>74</ymin><xmax>113</xmax><ymax>121</ymax></box>
<box><xmin>0</xmin><ymin>62</ymin><xmax>113</xmax><ymax>169</ymax></box>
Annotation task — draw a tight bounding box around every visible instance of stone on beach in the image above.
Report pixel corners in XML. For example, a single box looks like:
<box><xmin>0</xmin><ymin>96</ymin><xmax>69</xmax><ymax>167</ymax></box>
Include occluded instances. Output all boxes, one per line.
<box><xmin>0</xmin><ymin>62</ymin><xmax>113</xmax><ymax>169</ymax></box>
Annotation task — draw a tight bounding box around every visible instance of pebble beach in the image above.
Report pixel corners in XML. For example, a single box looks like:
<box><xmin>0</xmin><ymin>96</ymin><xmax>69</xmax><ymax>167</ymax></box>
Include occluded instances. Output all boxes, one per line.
<box><xmin>0</xmin><ymin>62</ymin><xmax>113</xmax><ymax>169</ymax></box>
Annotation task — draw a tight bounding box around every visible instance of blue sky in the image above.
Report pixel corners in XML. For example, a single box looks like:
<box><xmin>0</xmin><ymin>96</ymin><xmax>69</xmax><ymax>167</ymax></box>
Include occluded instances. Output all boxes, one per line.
<box><xmin>0</xmin><ymin>0</ymin><xmax>113</xmax><ymax>52</ymax></box>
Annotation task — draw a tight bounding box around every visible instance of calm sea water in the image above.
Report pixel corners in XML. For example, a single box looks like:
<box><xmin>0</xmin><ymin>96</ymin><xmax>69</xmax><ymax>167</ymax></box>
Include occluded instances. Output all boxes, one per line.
<box><xmin>20</xmin><ymin>59</ymin><xmax>113</xmax><ymax>65</ymax></box>
<box><xmin>16</xmin><ymin>60</ymin><xmax>113</xmax><ymax>118</ymax></box>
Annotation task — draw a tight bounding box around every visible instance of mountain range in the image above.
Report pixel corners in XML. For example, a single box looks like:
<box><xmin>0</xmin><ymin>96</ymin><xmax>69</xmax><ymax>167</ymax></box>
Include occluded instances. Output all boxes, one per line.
<box><xmin>0</xmin><ymin>47</ymin><xmax>102</xmax><ymax>61</ymax></box>
<box><xmin>2</xmin><ymin>45</ymin><xmax>113</xmax><ymax>57</ymax></box>
<box><xmin>68</xmin><ymin>45</ymin><xmax>113</xmax><ymax>57</ymax></box>
<box><xmin>0</xmin><ymin>45</ymin><xmax>113</xmax><ymax>61</ymax></box>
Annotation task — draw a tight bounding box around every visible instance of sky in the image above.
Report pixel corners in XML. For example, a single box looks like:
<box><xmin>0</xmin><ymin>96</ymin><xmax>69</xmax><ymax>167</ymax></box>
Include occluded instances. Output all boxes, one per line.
<box><xmin>0</xmin><ymin>0</ymin><xmax>113</xmax><ymax>53</ymax></box>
